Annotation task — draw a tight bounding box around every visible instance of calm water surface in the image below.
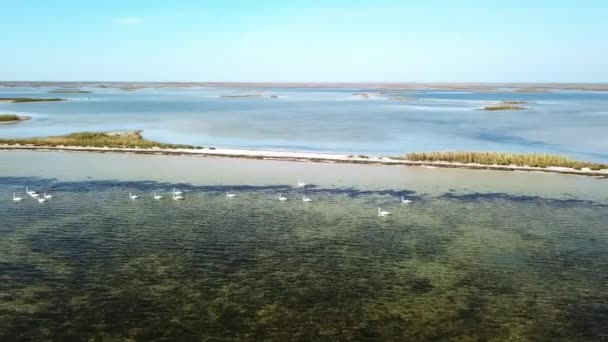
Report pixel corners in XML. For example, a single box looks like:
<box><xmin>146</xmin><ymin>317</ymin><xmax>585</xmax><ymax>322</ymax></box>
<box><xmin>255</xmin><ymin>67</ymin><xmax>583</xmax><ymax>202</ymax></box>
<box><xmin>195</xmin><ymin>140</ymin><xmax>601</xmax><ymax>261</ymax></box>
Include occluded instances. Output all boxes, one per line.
<box><xmin>1</xmin><ymin>152</ymin><xmax>607</xmax><ymax>341</ymax></box>
<box><xmin>1</xmin><ymin>86</ymin><xmax>608</xmax><ymax>162</ymax></box>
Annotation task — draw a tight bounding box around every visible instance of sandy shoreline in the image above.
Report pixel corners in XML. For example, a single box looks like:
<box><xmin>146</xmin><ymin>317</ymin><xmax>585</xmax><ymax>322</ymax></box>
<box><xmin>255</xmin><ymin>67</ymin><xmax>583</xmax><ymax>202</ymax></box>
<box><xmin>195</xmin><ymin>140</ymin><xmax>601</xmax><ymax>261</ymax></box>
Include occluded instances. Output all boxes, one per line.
<box><xmin>1</xmin><ymin>144</ymin><xmax>606</xmax><ymax>177</ymax></box>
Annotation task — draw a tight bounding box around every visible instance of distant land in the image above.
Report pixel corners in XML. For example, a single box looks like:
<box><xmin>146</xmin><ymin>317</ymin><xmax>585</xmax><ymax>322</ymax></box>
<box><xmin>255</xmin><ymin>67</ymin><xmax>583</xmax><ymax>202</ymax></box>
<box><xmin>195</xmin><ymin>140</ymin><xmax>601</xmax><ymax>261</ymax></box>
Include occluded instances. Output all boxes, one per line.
<box><xmin>1</xmin><ymin>82</ymin><xmax>607</xmax><ymax>91</ymax></box>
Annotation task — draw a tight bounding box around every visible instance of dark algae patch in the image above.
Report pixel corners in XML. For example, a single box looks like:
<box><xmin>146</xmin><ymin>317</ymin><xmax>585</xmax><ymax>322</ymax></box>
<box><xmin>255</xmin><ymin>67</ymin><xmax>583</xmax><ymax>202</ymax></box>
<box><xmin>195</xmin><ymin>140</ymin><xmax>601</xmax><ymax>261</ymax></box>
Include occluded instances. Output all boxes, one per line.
<box><xmin>1</xmin><ymin>179</ymin><xmax>607</xmax><ymax>340</ymax></box>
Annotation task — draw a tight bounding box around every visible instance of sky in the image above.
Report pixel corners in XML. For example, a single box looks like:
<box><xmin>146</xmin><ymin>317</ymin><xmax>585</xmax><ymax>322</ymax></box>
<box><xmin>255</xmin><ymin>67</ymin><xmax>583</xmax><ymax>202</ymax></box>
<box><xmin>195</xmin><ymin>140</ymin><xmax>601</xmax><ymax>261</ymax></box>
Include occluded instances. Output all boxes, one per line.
<box><xmin>1</xmin><ymin>0</ymin><xmax>607</xmax><ymax>82</ymax></box>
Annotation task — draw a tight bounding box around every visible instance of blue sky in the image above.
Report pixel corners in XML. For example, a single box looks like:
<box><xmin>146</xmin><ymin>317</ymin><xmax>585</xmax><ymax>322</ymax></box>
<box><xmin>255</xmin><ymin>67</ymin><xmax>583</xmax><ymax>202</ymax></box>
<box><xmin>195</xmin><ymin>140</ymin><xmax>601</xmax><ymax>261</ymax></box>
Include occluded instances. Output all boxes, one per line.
<box><xmin>1</xmin><ymin>0</ymin><xmax>606</xmax><ymax>82</ymax></box>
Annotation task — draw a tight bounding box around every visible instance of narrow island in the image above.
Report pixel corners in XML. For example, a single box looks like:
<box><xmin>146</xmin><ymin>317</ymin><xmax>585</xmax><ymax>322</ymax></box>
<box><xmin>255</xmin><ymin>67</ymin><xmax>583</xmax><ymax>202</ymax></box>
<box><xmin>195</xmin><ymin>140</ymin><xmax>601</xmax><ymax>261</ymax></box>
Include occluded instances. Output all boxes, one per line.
<box><xmin>0</xmin><ymin>131</ymin><xmax>606</xmax><ymax>176</ymax></box>
<box><xmin>220</xmin><ymin>94</ymin><xmax>278</xmax><ymax>99</ymax></box>
<box><xmin>48</xmin><ymin>89</ymin><xmax>92</xmax><ymax>94</ymax></box>
<box><xmin>220</xmin><ymin>95</ymin><xmax>264</xmax><ymax>98</ymax></box>
<box><xmin>482</xmin><ymin>101</ymin><xmax>529</xmax><ymax>111</ymax></box>
<box><xmin>389</xmin><ymin>96</ymin><xmax>416</xmax><ymax>101</ymax></box>
<box><xmin>515</xmin><ymin>88</ymin><xmax>550</xmax><ymax>93</ymax></box>
<box><xmin>0</xmin><ymin>114</ymin><xmax>31</xmax><ymax>123</ymax></box>
<box><xmin>0</xmin><ymin>97</ymin><xmax>65</xmax><ymax>103</ymax></box>
<box><xmin>352</xmin><ymin>93</ymin><xmax>370</xmax><ymax>99</ymax></box>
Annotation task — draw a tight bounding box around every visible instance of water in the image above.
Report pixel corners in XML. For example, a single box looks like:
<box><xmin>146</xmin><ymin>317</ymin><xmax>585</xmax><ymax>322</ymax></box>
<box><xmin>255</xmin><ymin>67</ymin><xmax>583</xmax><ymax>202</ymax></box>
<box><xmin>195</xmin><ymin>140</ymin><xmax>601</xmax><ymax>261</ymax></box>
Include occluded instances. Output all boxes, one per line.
<box><xmin>1</xmin><ymin>152</ymin><xmax>607</xmax><ymax>341</ymax></box>
<box><xmin>2</xmin><ymin>85</ymin><xmax>608</xmax><ymax>162</ymax></box>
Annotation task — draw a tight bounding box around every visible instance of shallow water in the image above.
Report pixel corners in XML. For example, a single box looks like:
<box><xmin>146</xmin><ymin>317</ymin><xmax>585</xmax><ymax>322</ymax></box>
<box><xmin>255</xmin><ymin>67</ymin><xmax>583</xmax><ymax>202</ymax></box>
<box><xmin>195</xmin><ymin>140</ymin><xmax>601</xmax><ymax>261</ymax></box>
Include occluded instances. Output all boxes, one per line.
<box><xmin>1</xmin><ymin>86</ymin><xmax>608</xmax><ymax>162</ymax></box>
<box><xmin>1</xmin><ymin>152</ymin><xmax>607</xmax><ymax>341</ymax></box>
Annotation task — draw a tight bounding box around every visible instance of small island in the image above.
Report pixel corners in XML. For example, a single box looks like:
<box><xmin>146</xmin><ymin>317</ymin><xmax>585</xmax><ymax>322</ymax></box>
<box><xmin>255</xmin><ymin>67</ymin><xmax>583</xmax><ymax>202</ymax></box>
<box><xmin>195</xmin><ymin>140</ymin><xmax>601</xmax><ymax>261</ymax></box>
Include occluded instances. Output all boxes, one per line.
<box><xmin>220</xmin><ymin>94</ymin><xmax>263</xmax><ymax>98</ymax></box>
<box><xmin>515</xmin><ymin>88</ymin><xmax>550</xmax><ymax>93</ymax></box>
<box><xmin>0</xmin><ymin>97</ymin><xmax>65</xmax><ymax>103</ymax></box>
<box><xmin>0</xmin><ymin>114</ymin><xmax>30</xmax><ymax>123</ymax></box>
<box><xmin>482</xmin><ymin>101</ymin><xmax>529</xmax><ymax>111</ymax></box>
<box><xmin>389</xmin><ymin>96</ymin><xmax>416</xmax><ymax>101</ymax></box>
<box><xmin>352</xmin><ymin>93</ymin><xmax>370</xmax><ymax>99</ymax></box>
<box><xmin>220</xmin><ymin>94</ymin><xmax>279</xmax><ymax>99</ymax></box>
<box><xmin>0</xmin><ymin>131</ymin><xmax>199</xmax><ymax>149</ymax></box>
<box><xmin>48</xmin><ymin>89</ymin><xmax>92</xmax><ymax>94</ymax></box>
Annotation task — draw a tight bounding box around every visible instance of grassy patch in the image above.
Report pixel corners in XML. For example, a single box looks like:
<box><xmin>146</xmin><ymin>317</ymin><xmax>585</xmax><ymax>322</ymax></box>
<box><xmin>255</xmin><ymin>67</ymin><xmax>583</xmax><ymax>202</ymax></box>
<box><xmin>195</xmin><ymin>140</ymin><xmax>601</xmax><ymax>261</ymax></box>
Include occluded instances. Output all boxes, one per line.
<box><xmin>400</xmin><ymin>151</ymin><xmax>607</xmax><ymax>170</ymax></box>
<box><xmin>0</xmin><ymin>131</ymin><xmax>197</xmax><ymax>149</ymax></box>
<box><xmin>0</xmin><ymin>97</ymin><xmax>65</xmax><ymax>103</ymax></box>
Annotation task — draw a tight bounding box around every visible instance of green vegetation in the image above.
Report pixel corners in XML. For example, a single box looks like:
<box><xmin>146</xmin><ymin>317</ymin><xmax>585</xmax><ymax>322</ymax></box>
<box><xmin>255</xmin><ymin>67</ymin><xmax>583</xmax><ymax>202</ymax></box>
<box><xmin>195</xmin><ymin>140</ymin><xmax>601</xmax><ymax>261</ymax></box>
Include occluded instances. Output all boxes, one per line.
<box><xmin>397</xmin><ymin>151</ymin><xmax>607</xmax><ymax>170</ymax></box>
<box><xmin>483</xmin><ymin>104</ymin><xmax>527</xmax><ymax>111</ymax></box>
<box><xmin>0</xmin><ymin>114</ymin><xmax>22</xmax><ymax>122</ymax></box>
<box><xmin>0</xmin><ymin>131</ymin><xmax>201</xmax><ymax>149</ymax></box>
<box><xmin>502</xmin><ymin>100</ymin><xmax>527</xmax><ymax>104</ymax></box>
<box><xmin>0</xmin><ymin>97</ymin><xmax>65</xmax><ymax>103</ymax></box>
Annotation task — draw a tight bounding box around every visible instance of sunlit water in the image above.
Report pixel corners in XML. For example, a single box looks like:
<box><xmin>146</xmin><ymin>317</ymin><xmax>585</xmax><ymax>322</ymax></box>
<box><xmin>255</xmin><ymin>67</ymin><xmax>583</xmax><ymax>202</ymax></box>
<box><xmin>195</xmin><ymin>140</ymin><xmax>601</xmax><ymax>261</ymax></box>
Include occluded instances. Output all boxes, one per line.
<box><xmin>1</xmin><ymin>86</ymin><xmax>608</xmax><ymax>162</ymax></box>
<box><xmin>1</xmin><ymin>152</ymin><xmax>607</xmax><ymax>341</ymax></box>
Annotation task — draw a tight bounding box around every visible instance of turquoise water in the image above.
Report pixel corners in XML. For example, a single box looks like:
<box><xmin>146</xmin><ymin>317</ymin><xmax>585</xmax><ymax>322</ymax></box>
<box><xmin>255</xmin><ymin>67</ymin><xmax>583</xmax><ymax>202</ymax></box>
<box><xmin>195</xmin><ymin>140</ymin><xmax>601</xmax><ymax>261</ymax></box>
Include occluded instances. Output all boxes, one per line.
<box><xmin>1</xmin><ymin>85</ymin><xmax>608</xmax><ymax>162</ymax></box>
<box><xmin>1</xmin><ymin>152</ymin><xmax>607</xmax><ymax>341</ymax></box>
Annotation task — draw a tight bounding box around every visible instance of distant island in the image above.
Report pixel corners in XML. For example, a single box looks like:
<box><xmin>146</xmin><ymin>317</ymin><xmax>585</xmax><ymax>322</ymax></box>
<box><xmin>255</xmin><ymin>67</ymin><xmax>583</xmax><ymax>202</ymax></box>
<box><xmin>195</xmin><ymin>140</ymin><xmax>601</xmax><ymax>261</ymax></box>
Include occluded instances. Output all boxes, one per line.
<box><xmin>0</xmin><ymin>97</ymin><xmax>65</xmax><ymax>103</ymax></box>
<box><xmin>48</xmin><ymin>89</ymin><xmax>92</xmax><ymax>94</ymax></box>
<box><xmin>220</xmin><ymin>94</ymin><xmax>278</xmax><ymax>99</ymax></box>
<box><xmin>389</xmin><ymin>96</ymin><xmax>416</xmax><ymax>101</ymax></box>
<box><xmin>482</xmin><ymin>101</ymin><xmax>529</xmax><ymax>111</ymax></box>
<box><xmin>0</xmin><ymin>114</ymin><xmax>30</xmax><ymax>123</ymax></box>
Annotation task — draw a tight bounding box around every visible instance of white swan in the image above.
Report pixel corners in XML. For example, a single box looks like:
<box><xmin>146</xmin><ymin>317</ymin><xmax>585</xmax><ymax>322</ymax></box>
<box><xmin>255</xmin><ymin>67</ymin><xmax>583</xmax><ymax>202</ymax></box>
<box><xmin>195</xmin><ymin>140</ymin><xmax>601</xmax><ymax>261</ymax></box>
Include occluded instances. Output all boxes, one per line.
<box><xmin>13</xmin><ymin>193</ymin><xmax>22</xmax><ymax>202</ymax></box>
<box><xmin>378</xmin><ymin>207</ymin><xmax>390</xmax><ymax>217</ymax></box>
<box><xmin>26</xmin><ymin>187</ymin><xmax>36</xmax><ymax>196</ymax></box>
<box><xmin>173</xmin><ymin>187</ymin><xmax>183</xmax><ymax>196</ymax></box>
<box><xmin>401</xmin><ymin>196</ymin><xmax>412</xmax><ymax>204</ymax></box>
<box><xmin>297</xmin><ymin>179</ymin><xmax>306</xmax><ymax>188</ymax></box>
<box><xmin>44</xmin><ymin>193</ymin><xmax>53</xmax><ymax>200</ymax></box>
<box><xmin>172</xmin><ymin>193</ymin><xmax>184</xmax><ymax>201</ymax></box>
<box><xmin>37</xmin><ymin>197</ymin><xmax>47</xmax><ymax>204</ymax></box>
<box><xmin>226</xmin><ymin>191</ymin><xmax>236</xmax><ymax>198</ymax></box>
<box><xmin>278</xmin><ymin>193</ymin><xmax>287</xmax><ymax>201</ymax></box>
<box><xmin>129</xmin><ymin>192</ymin><xmax>139</xmax><ymax>200</ymax></box>
<box><xmin>302</xmin><ymin>195</ymin><xmax>312</xmax><ymax>202</ymax></box>
<box><xmin>31</xmin><ymin>193</ymin><xmax>40</xmax><ymax>198</ymax></box>
<box><xmin>153</xmin><ymin>193</ymin><xmax>164</xmax><ymax>200</ymax></box>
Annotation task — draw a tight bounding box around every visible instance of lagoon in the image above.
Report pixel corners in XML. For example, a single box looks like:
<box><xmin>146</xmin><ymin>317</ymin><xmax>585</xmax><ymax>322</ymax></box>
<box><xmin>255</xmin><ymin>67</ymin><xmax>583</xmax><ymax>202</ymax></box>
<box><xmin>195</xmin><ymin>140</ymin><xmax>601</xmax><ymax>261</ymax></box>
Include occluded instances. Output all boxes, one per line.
<box><xmin>1</xmin><ymin>85</ymin><xmax>608</xmax><ymax>162</ymax></box>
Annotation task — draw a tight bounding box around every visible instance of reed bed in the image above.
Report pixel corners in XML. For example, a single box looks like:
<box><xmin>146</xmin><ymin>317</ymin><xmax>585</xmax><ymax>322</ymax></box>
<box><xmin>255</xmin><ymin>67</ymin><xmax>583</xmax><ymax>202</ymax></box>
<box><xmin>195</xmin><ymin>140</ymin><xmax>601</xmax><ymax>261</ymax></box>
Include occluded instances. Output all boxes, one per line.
<box><xmin>400</xmin><ymin>152</ymin><xmax>607</xmax><ymax>170</ymax></box>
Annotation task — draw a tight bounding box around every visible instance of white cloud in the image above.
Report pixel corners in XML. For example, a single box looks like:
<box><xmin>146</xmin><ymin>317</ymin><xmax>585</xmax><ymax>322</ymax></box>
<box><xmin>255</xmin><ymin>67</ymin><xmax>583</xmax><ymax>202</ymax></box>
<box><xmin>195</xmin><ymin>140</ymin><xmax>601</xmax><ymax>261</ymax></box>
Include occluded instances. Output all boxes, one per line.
<box><xmin>116</xmin><ymin>16</ymin><xmax>142</xmax><ymax>25</ymax></box>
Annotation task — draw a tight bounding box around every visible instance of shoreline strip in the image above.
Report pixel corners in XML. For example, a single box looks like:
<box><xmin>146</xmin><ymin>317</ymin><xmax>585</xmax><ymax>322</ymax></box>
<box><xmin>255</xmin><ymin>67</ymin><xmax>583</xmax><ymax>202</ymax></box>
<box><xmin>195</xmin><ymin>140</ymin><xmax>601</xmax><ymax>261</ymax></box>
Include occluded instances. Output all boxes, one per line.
<box><xmin>1</xmin><ymin>144</ymin><xmax>606</xmax><ymax>177</ymax></box>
